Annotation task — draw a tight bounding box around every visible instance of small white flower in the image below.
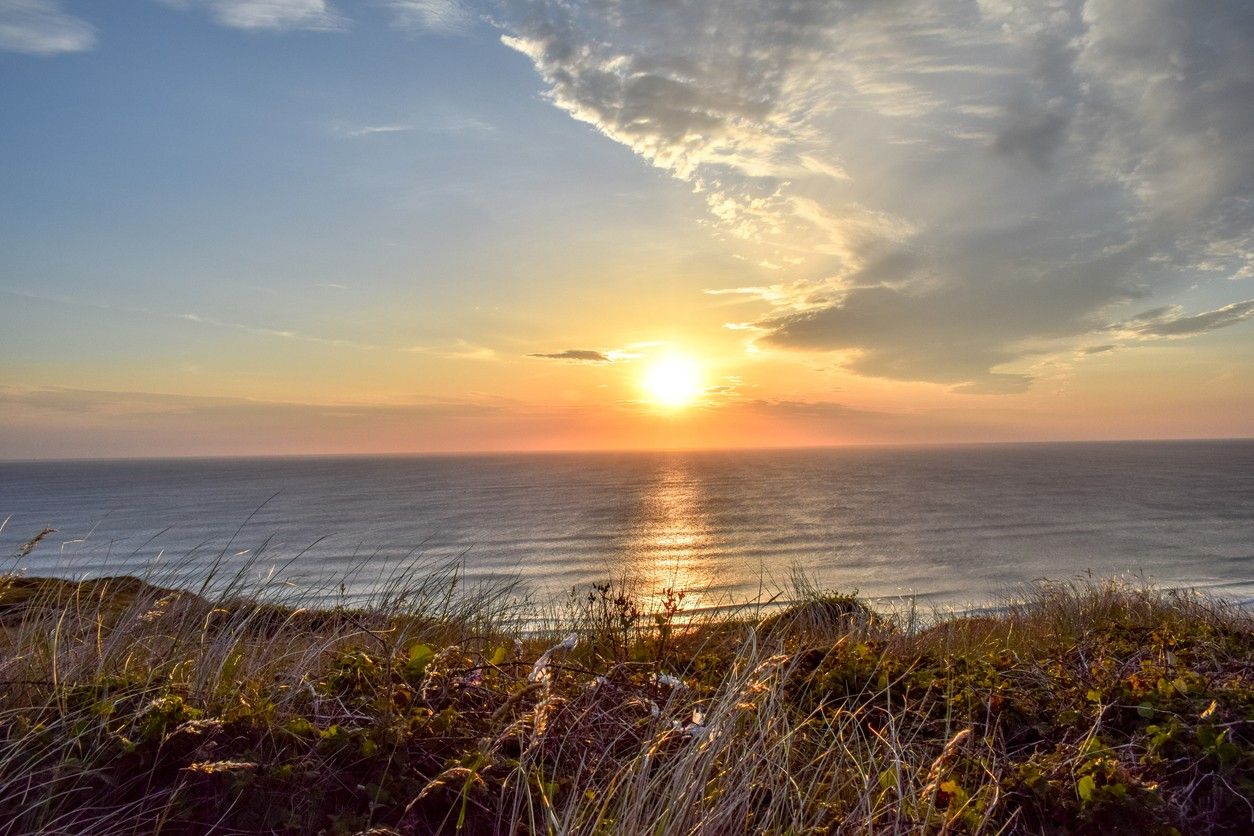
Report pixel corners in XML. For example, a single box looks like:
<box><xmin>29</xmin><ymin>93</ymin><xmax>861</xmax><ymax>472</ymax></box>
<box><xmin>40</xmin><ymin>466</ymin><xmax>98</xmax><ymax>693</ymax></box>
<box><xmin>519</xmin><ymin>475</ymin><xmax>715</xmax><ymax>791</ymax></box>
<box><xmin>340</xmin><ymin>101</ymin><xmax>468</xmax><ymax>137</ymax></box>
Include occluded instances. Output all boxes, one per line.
<box><xmin>653</xmin><ymin>673</ymin><xmax>685</xmax><ymax>689</ymax></box>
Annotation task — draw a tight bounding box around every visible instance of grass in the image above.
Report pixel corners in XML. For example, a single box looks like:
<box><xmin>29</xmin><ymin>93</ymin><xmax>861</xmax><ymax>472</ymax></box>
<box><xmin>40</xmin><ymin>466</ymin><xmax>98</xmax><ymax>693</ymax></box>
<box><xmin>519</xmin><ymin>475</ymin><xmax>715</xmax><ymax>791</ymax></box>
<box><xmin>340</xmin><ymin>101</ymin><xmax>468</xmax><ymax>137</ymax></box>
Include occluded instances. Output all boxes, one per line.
<box><xmin>0</xmin><ymin>533</ymin><xmax>1250</xmax><ymax>834</ymax></box>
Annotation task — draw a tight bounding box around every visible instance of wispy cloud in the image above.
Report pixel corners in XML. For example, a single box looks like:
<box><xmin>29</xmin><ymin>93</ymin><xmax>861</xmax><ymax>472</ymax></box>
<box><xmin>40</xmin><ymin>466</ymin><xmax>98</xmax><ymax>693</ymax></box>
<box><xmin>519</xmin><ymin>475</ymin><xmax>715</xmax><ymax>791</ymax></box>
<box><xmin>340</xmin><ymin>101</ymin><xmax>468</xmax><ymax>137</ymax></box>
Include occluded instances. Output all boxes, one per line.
<box><xmin>1113</xmin><ymin>300</ymin><xmax>1254</xmax><ymax>339</ymax></box>
<box><xmin>407</xmin><ymin>339</ymin><xmax>499</xmax><ymax>361</ymax></box>
<box><xmin>528</xmin><ymin>349</ymin><xmax>612</xmax><ymax>363</ymax></box>
<box><xmin>157</xmin><ymin>0</ymin><xmax>348</xmax><ymax>32</ymax></box>
<box><xmin>0</xmin><ymin>385</ymin><xmax>517</xmax><ymax>457</ymax></box>
<box><xmin>0</xmin><ymin>0</ymin><xmax>95</xmax><ymax>55</ymax></box>
<box><xmin>339</xmin><ymin>123</ymin><xmax>416</xmax><ymax>137</ymax></box>
<box><xmin>178</xmin><ymin>312</ymin><xmax>381</xmax><ymax>349</ymax></box>
<box><xmin>331</xmin><ymin>116</ymin><xmax>494</xmax><ymax>138</ymax></box>
<box><xmin>381</xmin><ymin>0</ymin><xmax>472</xmax><ymax>35</ymax></box>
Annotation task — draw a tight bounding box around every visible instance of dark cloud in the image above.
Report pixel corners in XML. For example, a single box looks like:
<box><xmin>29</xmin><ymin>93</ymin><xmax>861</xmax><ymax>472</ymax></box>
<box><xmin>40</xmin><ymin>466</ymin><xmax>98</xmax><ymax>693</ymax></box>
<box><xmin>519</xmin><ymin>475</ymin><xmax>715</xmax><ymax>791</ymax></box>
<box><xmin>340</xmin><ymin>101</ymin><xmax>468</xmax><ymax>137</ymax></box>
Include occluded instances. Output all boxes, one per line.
<box><xmin>528</xmin><ymin>349</ymin><xmax>612</xmax><ymax>363</ymax></box>
<box><xmin>993</xmin><ymin>105</ymin><xmax>1069</xmax><ymax>170</ymax></box>
<box><xmin>760</xmin><ymin>236</ymin><xmax>1146</xmax><ymax>392</ymax></box>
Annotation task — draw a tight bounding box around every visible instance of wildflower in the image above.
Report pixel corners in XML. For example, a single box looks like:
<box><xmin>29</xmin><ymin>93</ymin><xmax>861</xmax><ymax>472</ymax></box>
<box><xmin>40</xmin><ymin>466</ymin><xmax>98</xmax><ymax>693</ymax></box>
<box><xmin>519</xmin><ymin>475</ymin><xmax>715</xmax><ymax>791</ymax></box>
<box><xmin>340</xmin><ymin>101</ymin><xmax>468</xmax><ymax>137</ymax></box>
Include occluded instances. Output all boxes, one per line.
<box><xmin>513</xmin><ymin>637</ymin><xmax>523</xmax><ymax>661</ymax></box>
<box><xmin>527</xmin><ymin>633</ymin><xmax>579</xmax><ymax>684</ymax></box>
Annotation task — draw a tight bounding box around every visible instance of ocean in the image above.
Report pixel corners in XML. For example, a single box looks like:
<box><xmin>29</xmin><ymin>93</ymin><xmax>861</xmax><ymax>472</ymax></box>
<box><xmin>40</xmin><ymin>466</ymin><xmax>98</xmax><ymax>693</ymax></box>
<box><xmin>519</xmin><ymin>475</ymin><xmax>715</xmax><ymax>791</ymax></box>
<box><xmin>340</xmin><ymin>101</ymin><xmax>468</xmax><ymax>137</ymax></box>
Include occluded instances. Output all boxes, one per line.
<box><xmin>1</xmin><ymin>440</ymin><xmax>1251</xmax><ymax>612</ymax></box>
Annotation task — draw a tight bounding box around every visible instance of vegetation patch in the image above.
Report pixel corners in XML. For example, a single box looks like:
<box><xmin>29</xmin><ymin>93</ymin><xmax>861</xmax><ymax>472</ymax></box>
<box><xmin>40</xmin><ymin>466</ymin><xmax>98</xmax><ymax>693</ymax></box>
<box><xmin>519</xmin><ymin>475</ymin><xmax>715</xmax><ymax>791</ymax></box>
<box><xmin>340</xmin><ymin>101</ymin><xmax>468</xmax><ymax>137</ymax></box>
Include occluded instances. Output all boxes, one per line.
<box><xmin>0</xmin><ymin>545</ymin><xmax>1249</xmax><ymax>834</ymax></box>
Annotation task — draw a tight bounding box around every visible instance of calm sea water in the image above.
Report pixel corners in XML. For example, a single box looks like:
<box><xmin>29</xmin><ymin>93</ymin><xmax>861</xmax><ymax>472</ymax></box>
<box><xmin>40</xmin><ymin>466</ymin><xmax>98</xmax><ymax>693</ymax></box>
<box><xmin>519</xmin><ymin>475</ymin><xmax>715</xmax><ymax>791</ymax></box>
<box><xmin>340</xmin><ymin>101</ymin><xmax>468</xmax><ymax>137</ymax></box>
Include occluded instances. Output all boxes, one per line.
<box><xmin>1</xmin><ymin>441</ymin><xmax>1251</xmax><ymax>611</ymax></box>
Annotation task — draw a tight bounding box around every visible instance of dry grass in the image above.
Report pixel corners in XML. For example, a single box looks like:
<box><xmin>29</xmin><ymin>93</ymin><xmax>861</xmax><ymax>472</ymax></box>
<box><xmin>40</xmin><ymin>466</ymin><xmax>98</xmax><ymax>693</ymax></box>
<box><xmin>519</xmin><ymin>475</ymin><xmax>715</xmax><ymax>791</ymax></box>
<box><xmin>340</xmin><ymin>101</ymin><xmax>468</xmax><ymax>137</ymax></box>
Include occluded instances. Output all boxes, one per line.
<box><xmin>0</xmin><ymin>530</ymin><xmax>1249</xmax><ymax>834</ymax></box>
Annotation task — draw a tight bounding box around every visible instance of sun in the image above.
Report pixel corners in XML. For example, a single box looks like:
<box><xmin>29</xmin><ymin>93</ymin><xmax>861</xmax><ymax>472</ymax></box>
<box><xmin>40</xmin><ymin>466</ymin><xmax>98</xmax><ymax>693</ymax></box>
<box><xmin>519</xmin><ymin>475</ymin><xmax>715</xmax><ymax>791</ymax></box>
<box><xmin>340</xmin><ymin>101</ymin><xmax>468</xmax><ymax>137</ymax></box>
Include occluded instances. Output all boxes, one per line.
<box><xmin>642</xmin><ymin>354</ymin><xmax>704</xmax><ymax>409</ymax></box>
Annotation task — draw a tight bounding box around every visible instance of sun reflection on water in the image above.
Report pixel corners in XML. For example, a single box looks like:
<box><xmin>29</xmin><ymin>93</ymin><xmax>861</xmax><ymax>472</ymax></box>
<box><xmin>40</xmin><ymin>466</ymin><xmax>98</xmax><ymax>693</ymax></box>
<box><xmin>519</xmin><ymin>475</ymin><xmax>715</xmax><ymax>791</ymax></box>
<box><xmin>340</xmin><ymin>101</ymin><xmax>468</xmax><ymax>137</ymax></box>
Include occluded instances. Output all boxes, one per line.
<box><xmin>625</xmin><ymin>457</ymin><xmax>717</xmax><ymax>613</ymax></box>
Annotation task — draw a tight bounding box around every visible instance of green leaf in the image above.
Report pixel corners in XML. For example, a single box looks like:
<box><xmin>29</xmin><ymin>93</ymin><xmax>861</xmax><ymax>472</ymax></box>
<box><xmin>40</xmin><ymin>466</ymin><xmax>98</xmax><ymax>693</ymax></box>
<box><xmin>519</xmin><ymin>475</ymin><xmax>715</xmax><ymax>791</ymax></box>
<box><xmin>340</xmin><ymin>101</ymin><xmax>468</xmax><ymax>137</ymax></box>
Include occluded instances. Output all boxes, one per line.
<box><xmin>1077</xmin><ymin>774</ymin><xmax>1097</xmax><ymax>803</ymax></box>
<box><xmin>406</xmin><ymin>643</ymin><xmax>435</xmax><ymax>676</ymax></box>
<box><xmin>489</xmin><ymin>645</ymin><xmax>507</xmax><ymax>666</ymax></box>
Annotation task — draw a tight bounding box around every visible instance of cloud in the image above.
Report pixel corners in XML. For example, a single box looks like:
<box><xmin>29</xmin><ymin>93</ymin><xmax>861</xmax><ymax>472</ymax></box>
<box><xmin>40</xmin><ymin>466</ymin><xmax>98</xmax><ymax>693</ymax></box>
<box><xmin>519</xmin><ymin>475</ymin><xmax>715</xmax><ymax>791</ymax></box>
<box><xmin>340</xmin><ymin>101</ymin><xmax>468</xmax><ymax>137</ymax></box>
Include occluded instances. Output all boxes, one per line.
<box><xmin>992</xmin><ymin>105</ymin><xmax>1069</xmax><ymax>170</ymax></box>
<box><xmin>528</xmin><ymin>349</ymin><xmax>612</xmax><ymax>363</ymax></box>
<box><xmin>498</xmin><ymin>0</ymin><xmax>904</xmax><ymax>267</ymax></box>
<box><xmin>499</xmin><ymin>3</ymin><xmax>820</xmax><ymax>179</ymax></box>
<box><xmin>339</xmin><ymin>124</ymin><xmax>416</xmax><ymax>137</ymax></box>
<box><xmin>0</xmin><ymin>385</ymin><xmax>504</xmax><ymax>419</ymax></box>
<box><xmin>1115</xmin><ymin>300</ymin><xmax>1254</xmax><ymax>338</ymax></box>
<box><xmin>381</xmin><ymin>0</ymin><xmax>472</xmax><ymax>34</ymax></box>
<box><xmin>331</xmin><ymin>116</ymin><xmax>494</xmax><ymax>138</ymax></box>
<box><xmin>158</xmin><ymin>0</ymin><xmax>347</xmax><ymax>32</ymax></box>
<box><xmin>0</xmin><ymin>385</ymin><xmax>517</xmax><ymax>457</ymax></box>
<box><xmin>0</xmin><ymin>0</ymin><xmax>95</xmax><ymax>54</ymax></box>
<box><xmin>501</xmin><ymin>0</ymin><xmax>1254</xmax><ymax>394</ymax></box>
<box><xmin>179</xmin><ymin>311</ymin><xmax>382</xmax><ymax>349</ymax></box>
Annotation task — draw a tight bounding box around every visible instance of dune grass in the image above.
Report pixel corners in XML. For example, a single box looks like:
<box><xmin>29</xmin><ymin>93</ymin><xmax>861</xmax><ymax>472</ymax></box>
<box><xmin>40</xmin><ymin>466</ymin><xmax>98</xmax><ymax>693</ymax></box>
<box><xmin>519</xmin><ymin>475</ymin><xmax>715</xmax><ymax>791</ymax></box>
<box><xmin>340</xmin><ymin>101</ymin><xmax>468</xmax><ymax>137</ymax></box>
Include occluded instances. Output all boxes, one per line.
<box><xmin>0</xmin><ymin>533</ymin><xmax>1249</xmax><ymax>834</ymax></box>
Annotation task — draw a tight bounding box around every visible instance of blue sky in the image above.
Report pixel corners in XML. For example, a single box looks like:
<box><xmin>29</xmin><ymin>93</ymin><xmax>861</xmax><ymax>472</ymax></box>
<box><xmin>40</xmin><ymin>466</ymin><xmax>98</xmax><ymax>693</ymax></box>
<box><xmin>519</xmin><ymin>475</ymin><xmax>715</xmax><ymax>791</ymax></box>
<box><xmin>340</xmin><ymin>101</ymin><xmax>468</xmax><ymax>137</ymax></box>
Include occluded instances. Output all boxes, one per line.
<box><xmin>1</xmin><ymin>1</ymin><xmax>1252</xmax><ymax>457</ymax></box>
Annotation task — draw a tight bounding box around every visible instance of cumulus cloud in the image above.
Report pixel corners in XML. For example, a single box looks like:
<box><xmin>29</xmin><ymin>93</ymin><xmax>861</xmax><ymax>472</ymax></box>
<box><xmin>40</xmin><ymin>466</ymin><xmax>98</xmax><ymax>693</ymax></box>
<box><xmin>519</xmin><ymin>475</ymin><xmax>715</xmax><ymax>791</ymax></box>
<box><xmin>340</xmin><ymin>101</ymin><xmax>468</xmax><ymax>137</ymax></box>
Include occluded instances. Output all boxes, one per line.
<box><xmin>0</xmin><ymin>0</ymin><xmax>94</xmax><ymax>54</ymax></box>
<box><xmin>157</xmin><ymin>0</ymin><xmax>347</xmax><ymax>32</ymax></box>
<box><xmin>528</xmin><ymin>349</ymin><xmax>612</xmax><ymax>363</ymax></box>
<box><xmin>501</xmin><ymin>0</ymin><xmax>1254</xmax><ymax>394</ymax></box>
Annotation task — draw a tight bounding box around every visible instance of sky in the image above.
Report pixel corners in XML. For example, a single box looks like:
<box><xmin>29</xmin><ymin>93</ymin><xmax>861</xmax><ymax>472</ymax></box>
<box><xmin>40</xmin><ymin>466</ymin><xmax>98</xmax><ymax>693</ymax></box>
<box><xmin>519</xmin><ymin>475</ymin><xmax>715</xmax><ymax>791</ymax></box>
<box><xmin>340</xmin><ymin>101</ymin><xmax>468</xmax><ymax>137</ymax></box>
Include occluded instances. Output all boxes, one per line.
<box><xmin>1</xmin><ymin>0</ymin><xmax>1251</xmax><ymax>458</ymax></box>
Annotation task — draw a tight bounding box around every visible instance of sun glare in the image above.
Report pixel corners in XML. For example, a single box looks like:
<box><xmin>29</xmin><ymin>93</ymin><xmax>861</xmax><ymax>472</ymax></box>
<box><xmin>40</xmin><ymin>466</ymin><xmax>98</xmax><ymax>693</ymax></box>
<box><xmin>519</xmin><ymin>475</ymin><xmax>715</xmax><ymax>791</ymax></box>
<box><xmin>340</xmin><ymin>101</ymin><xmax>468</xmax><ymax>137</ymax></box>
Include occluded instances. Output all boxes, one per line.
<box><xmin>642</xmin><ymin>354</ymin><xmax>703</xmax><ymax>409</ymax></box>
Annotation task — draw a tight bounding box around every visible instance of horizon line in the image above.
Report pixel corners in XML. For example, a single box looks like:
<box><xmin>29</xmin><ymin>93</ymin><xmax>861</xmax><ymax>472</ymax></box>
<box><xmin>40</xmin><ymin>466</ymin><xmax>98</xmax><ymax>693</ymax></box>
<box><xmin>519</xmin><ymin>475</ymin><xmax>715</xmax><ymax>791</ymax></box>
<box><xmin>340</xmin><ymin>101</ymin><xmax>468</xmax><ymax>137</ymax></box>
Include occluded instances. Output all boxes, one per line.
<box><xmin>2</xmin><ymin>434</ymin><xmax>1252</xmax><ymax>465</ymax></box>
